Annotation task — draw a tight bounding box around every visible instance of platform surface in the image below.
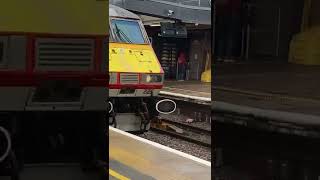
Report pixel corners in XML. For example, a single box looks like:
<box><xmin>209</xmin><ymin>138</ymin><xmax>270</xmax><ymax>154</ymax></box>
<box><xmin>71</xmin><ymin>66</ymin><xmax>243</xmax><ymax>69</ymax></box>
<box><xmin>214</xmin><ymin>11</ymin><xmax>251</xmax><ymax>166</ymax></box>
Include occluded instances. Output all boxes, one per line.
<box><xmin>214</xmin><ymin>63</ymin><xmax>320</xmax><ymax>116</ymax></box>
<box><xmin>109</xmin><ymin>126</ymin><xmax>211</xmax><ymax>180</ymax></box>
<box><xmin>161</xmin><ymin>80</ymin><xmax>211</xmax><ymax>104</ymax></box>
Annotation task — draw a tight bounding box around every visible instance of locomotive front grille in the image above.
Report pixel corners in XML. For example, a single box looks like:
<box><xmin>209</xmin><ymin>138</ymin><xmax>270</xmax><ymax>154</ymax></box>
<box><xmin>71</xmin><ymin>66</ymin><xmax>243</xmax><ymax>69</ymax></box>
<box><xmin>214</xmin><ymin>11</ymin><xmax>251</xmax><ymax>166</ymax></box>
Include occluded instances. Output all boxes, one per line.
<box><xmin>120</xmin><ymin>73</ymin><xmax>139</xmax><ymax>84</ymax></box>
<box><xmin>35</xmin><ymin>38</ymin><xmax>94</xmax><ymax>71</ymax></box>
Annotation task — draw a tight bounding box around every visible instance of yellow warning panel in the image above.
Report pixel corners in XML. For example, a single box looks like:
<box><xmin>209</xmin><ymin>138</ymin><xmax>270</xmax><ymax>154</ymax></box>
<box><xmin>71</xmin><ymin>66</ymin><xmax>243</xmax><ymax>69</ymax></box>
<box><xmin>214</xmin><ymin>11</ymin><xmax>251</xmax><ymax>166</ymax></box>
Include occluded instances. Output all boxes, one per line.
<box><xmin>109</xmin><ymin>43</ymin><xmax>162</xmax><ymax>73</ymax></box>
<box><xmin>0</xmin><ymin>0</ymin><xmax>108</xmax><ymax>35</ymax></box>
<box><xmin>201</xmin><ymin>69</ymin><xmax>211</xmax><ymax>83</ymax></box>
<box><xmin>201</xmin><ymin>52</ymin><xmax>211</xmax><ymax>82</ymax></box>
<box><xmin>289</xmin><ymin>26</ymin><xmax>320</xmax><ymax>65</ymax></box>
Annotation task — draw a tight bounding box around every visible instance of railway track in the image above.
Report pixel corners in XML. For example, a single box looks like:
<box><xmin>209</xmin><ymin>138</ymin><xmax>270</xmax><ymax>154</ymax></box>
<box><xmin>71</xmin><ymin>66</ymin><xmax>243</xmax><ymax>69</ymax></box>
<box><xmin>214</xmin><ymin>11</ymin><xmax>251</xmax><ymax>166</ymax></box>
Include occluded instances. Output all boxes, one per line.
<box><xmin>213</xmin><ymin>104</ymin><xmax>320</xmax><ymax>138</ymax></box>
<box><xmin>150</xmin><ymin>118</ymin><xmax>211</xmax><ymax>147</ymax></box>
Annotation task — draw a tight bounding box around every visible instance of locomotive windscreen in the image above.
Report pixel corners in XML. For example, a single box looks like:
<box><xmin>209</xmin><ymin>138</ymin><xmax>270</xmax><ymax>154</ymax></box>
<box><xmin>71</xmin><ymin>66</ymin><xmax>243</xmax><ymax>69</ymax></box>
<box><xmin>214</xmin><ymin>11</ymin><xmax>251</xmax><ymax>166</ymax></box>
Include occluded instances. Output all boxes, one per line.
<box><xmin>111</xmin><ymin>19</ymin><xmax>147</xmax><ymax>44</ymax></box>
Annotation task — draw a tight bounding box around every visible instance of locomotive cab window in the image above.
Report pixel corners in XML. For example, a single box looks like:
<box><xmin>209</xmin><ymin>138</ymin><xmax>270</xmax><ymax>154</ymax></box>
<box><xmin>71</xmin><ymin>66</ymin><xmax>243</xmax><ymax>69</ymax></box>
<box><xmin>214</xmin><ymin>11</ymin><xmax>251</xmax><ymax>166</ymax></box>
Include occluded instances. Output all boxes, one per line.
<box><xmin>110</xmin><ymin>19</ymin><xmax>147</xmax><ymax>44</ymax></box>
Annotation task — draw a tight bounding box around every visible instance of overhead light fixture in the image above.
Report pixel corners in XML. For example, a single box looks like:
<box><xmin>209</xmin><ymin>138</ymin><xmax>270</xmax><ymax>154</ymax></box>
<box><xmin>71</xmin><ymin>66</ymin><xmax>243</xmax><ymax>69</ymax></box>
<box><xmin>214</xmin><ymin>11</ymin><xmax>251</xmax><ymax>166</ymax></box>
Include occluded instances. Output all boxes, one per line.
<box><xmin>150</xmin><ymin>23</ymin><xmax>161</xmax><ymax>27</ymax></box>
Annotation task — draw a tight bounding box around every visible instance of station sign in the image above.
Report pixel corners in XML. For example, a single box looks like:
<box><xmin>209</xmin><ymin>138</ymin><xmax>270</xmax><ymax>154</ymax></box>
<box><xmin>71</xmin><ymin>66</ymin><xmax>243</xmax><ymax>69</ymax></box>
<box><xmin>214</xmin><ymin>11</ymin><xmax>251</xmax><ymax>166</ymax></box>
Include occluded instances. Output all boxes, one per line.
<box><xmin>160</xmin><ymin>22</ymin><xmax>187</xmax><ymax>38</ymax></box>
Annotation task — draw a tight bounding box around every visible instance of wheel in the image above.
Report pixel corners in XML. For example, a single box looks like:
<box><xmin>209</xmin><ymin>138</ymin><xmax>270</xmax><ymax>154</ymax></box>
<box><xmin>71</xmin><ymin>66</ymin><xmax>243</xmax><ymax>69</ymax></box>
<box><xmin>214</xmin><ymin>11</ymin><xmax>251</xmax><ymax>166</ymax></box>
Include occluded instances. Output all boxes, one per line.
<box><xmin>0</xmin><ymin>126</ymin><xmax>11</xmax><ymax>163</ymax></box>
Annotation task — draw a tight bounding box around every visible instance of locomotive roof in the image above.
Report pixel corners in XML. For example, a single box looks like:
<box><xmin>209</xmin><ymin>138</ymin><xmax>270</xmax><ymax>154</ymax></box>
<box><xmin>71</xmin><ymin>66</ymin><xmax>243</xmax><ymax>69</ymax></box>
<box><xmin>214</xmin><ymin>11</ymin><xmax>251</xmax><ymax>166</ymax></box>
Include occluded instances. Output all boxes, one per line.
<box><xmin>109</xmin><ymin>5</ymin><xmax>140</xmax><ymax>20</ymax></box>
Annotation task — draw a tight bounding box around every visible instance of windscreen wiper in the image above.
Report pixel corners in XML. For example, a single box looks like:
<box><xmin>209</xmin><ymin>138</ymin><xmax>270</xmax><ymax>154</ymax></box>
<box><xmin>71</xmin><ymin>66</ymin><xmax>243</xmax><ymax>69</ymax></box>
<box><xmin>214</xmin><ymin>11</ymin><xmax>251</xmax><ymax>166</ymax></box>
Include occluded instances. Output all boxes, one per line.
<box><xmin>114</xmin><ymin>24</ymin><xmax>132</xmax><ymax>43</ymax></box>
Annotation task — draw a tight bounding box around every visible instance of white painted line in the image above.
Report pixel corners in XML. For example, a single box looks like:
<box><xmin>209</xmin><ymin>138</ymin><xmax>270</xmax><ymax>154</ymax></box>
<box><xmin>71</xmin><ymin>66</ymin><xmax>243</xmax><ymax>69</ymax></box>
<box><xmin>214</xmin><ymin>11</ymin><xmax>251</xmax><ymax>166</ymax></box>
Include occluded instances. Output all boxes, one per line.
<box><xmin>156</xmin><ymin>99</ymin><xmax>177</xmax><ymax>114</ymax></box>
<box><xmin>213</xmin><ymin>101</ymin><xmax>320</xmax><ymax>125</ymax></box>
<box><xmin>109</xmin><ymin>126</ymin><xmax>211</xmax><ymax>167</ymax></box>
<box><xmin>163</xmin><ymin>87</ymin><xmax>211</xmax><ymax>95</ymax></box>
<box><xmin>159</xmin><ymin>91</ymin><xmax>211</xmax><ymax>102</ymax></box>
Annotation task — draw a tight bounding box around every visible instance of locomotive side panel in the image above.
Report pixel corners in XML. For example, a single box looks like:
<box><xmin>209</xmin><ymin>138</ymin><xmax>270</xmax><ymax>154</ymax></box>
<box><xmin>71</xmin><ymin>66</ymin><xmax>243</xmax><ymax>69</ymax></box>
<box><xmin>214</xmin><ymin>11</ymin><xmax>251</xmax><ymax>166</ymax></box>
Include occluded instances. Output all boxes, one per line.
<box><xmin>0</xmin><ymin>0</ymin><xmax>109</xmax><ymax>111</ymax></box>
<box><xmin>0</xmin><ymin>0</ymin><xmax>108</xmax><ymax>35</ymax></box>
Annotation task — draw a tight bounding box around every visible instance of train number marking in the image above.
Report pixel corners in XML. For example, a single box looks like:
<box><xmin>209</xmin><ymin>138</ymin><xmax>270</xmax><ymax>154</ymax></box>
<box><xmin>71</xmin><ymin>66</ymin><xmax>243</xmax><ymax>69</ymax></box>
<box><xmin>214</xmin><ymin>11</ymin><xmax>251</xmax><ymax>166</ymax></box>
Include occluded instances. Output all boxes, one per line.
<box><xmin>143</xmin><ymin>90</ymin><xmax>152</xmax><ymax>94</ymax></box>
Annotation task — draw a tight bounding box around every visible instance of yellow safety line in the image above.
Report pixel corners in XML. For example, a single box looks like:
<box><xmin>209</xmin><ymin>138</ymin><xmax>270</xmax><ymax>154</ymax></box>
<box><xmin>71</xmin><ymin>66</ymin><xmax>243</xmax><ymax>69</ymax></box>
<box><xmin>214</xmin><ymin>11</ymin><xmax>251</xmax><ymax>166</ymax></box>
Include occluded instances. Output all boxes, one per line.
<box><xmin>109</xmin><ymin>168</ymin><xmax>131</xmax><ymax>180</ymax></box>
<box><xmin>110</xmin><ymin>147</ymin><xmax>191</xmax><ymax>180</ymax></box>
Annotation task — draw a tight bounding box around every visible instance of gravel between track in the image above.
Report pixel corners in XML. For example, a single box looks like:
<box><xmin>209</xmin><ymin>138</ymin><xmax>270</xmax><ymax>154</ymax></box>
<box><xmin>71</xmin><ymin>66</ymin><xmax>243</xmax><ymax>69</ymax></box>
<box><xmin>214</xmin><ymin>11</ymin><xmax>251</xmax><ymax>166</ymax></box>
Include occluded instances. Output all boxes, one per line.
<box><xmin>138</xmin><ymin>130</ymin><xmax>211</xmax><ymax>161</ymax></box>
<box><xmin>159</xmin><ymin>114</ymin><xmax>211</xmax><ymax>131</ymax></box>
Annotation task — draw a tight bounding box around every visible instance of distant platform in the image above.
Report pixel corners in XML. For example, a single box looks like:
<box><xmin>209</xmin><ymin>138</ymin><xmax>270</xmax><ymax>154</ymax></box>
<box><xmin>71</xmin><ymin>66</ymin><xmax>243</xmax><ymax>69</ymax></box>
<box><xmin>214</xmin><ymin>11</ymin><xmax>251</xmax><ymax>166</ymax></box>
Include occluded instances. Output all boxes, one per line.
<box><xmin>214</xmin><ymin>62</ymin><xmax>320</xmax><ymax>116</ymax></box>
<box><xmin>109</xmin><ymin>126</ymin><xmax>211</xmax><ymax>180</ymax></box>
<box><xmin>1</xmin><ymin>164</ymin><xmax>102</xmax><ymax>180</ymax></box>
<box><xmin>161</xmin><ymin>80</ymin><xmax>211</xmax><ymax>105</ymax></box>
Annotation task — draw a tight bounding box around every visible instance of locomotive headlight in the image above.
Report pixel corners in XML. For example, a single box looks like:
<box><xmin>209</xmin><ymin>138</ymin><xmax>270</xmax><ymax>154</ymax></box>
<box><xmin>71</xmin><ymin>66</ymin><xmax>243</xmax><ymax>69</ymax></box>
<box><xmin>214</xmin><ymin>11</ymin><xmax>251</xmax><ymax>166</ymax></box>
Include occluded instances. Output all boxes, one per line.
<box><xmin>144</xmin><ymin>74</ymin><xmax>163</xmax><ymax>83</ymax></box>
<box><xmin>146</xmin><ymin>75</ymin><xmax>152</xmax><ymax>82</ymax></box>
<box><xmin>109</xmin><ymin>73</ymin><xmax>117</xmax><ymax>84</ymax></box>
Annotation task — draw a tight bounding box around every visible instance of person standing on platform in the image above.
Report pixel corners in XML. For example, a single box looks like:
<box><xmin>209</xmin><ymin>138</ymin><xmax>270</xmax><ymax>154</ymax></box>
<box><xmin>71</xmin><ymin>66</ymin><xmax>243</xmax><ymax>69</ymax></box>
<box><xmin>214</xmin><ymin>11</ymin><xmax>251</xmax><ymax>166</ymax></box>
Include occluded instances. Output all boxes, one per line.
<box><xmin>177</xmin><ymin>51</ymin><xmax>187</xmax><ymax>81</ymax></box>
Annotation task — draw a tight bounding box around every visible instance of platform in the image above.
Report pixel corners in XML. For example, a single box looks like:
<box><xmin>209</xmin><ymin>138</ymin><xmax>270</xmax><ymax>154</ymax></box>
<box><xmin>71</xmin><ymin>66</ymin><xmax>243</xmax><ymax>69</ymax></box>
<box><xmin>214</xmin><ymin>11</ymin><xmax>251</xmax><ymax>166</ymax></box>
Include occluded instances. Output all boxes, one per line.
<box><xmin>214</xmin><ymin>62</ymin><xmax>320</xmax><ymax>116</ymax></box>
<box><xmin>160</xmin><ymin>80</ymin><xmax>211</xmax><ymax>105</ymax></box>
<box><xmin>109</xmin><ymin>126</ymin><xmax>211</xmax><ymax>180</ymax></box>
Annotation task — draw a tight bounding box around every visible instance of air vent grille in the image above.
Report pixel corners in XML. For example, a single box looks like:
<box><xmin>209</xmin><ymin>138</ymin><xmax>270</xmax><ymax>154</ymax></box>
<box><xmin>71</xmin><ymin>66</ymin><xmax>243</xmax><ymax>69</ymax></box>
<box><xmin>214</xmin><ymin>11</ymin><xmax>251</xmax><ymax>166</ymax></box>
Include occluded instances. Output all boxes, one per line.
<box><xmin>36</xmin><ymin>38</ymin><xmax>94</xmax><ymax>71</ymax></box>
<box><xmin>120</xmin><ymin>73</ymin><xmax>139</xmax><ymax>84</ymax></box>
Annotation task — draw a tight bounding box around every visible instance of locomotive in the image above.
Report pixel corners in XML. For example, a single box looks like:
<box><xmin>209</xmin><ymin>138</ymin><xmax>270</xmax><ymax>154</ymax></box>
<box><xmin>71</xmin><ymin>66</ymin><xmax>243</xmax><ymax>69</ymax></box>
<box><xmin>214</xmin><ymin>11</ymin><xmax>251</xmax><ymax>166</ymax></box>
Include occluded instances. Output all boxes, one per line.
<box><xmin>108</xmin><ymin>5</ymin><xmax>176</xmax><ymax>132</ymax></box>
<box><xmin>0</xmin><ymin>1</ymin><xmax>107</xmax><ymax>179</ymax></box>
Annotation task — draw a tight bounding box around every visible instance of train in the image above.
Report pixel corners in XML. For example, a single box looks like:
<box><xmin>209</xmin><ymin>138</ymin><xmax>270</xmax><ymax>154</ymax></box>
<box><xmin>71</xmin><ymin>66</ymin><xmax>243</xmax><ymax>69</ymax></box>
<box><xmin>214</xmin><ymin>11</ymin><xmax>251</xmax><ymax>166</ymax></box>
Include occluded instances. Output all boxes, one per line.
<box><xmin>108</xmin><ymin>5</ymin><xmax>176</xmax><ymax>132</ymax></box>
<box><xmin>0</xmin><ymin>2</ymin><xmax>175</xmax><ymax>179</ymax></box>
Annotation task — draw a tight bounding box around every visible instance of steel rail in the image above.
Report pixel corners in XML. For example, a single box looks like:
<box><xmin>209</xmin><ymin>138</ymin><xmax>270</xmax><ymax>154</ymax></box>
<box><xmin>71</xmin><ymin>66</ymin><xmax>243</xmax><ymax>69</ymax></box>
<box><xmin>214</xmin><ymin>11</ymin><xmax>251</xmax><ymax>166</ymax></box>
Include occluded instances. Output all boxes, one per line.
<box><xmin>150</xmin><ymin>126</ymin><xmax>211</xmax><ymax>147</ymax></box>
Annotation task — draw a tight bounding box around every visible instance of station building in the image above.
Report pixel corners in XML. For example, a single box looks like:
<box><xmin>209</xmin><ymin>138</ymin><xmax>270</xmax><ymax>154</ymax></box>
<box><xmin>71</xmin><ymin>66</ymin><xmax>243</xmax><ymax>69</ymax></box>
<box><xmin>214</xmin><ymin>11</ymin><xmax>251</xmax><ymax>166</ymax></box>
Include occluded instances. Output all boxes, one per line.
<box><xmin>110</xmin><ymin>0</ymin><xmax>212</xmax><ymax>82</ymax></box>
<box><xmin>142</xmin><ymin>16</ymin><xmax>212</xmax><ymax>81</ymax></box>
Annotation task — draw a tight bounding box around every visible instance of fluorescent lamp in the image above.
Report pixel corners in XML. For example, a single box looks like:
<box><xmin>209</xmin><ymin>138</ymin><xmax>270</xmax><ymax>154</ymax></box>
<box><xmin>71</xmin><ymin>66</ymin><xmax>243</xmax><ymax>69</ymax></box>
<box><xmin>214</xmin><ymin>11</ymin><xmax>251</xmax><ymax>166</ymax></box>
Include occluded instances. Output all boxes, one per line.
<box><xmin>150</xmin><ymin>24</ymin><xmax>161</xmax><ymax>27</ymax></box>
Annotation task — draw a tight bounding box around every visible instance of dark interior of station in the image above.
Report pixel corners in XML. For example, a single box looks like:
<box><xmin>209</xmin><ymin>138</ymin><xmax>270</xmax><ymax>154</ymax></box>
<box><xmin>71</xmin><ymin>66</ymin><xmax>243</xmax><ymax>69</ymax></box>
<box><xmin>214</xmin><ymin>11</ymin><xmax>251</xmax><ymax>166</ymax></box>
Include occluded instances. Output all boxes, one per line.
<box><xmin>0</xmin><ymin>112</ymin><xmax>106</xmax><ymax>179</ymax></box>
<box><xmin>214</xmin><ymin>0</ymin><xmax>304</xmax><ymax>62</ymax></box>
<box><xmin>213</xmin><ymin>0</ymin><xmax>320</xmax><ymax>179</ymax></box>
